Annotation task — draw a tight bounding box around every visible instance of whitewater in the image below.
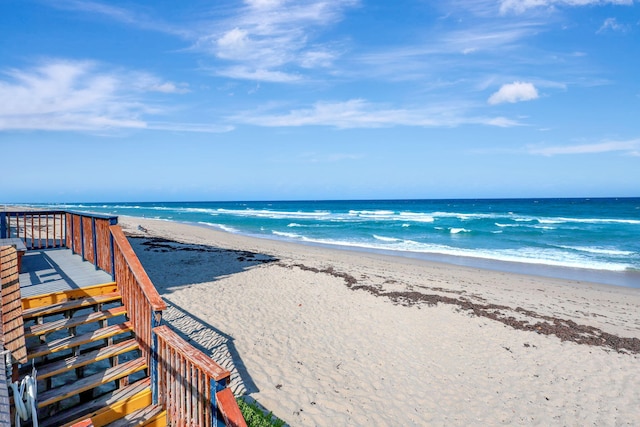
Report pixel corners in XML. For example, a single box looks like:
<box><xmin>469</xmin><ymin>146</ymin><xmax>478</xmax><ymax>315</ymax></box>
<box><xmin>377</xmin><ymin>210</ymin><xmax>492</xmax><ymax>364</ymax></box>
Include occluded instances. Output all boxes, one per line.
<box><xmin>29</xmin><ymin>198</ymin><xmax>640</xmax><ymax>288</ymax></box>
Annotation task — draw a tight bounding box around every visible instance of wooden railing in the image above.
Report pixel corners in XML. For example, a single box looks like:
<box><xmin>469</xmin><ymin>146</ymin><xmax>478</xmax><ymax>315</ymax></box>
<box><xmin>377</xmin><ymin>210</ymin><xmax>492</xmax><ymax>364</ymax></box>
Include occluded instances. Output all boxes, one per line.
<box><xmin>110</xmin><ymin>225</ymin><xmax>166</xmax><ymax>368</ymax></box>
<box><xmin>155</xmin><ymin>325</ymin><xmax>246</xmax><ymax>427</ymax></box>
<box><xmin>1</xmin><ymin>211</ymin><xmax>66</xmax><ymax>249</ymax></box>
<box><xmin>4</xmin><ymin>210</ymin><xmax>245</xmax><ymax>426</ymax></box>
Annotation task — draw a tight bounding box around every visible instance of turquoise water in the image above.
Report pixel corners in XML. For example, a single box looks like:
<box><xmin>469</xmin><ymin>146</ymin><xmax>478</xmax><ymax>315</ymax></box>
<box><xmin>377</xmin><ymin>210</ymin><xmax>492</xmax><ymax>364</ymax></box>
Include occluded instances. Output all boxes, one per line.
<box><xmin>30</xmin><ymin>198</ymin><xmax>640</xmax><ymax>288</ymax></box>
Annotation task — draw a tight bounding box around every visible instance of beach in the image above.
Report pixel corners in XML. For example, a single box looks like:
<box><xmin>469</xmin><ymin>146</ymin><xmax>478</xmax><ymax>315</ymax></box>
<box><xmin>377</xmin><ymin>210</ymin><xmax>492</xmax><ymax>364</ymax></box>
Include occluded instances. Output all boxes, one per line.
<box><xmin>118</xmin><ymin>216</ymin><xmax>640</xmax><ymax>426</ymax></box>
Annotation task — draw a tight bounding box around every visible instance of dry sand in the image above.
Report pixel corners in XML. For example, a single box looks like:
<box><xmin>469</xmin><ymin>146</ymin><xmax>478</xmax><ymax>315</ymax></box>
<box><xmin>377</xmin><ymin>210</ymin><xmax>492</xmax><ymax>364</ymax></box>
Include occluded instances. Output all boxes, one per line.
<box><xmin>119</xmin><ymin>217</ymin><xmax>640</xmax><ymax>426</ymax></box>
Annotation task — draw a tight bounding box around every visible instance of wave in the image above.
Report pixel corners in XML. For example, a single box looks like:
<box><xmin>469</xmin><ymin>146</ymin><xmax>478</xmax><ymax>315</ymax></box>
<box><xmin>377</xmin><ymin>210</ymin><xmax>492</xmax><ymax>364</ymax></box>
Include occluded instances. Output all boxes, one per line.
<box><xmin>558</xmin><ymin>245</ymin><xmax>636</xmax><ymax>257</ymax></box>
<box><xmin>450</xmin><ymin>228</ymin><xmax>471</xmax><ymax>234</ymax></box>
<box><xmin>197</xmin><ymin>222</ymin><xmax>239</xmax><ymax>233</ymax></box>
<box><xmin>272</xmin><ymin>231</ymin><xmax>301</xmax><ymax>239</ymax></box>
<box><xmin>398</xmin><ymin>212</ymin><xmax>435</xmax><ymax>223</ymax></box>
<box><xmin>216</xmin><ymin>208</ymin><xmax>332</xmax><ymax>220</ymax></box>
<box><xmin>264</xmin><ymin>234</ymin><xmax>632</xmax><ymax>272</ymax></box>
<box><xmin>373</xmin><ymin>235</ymin><xmax>402</xmax><ymax>242</ymax></box>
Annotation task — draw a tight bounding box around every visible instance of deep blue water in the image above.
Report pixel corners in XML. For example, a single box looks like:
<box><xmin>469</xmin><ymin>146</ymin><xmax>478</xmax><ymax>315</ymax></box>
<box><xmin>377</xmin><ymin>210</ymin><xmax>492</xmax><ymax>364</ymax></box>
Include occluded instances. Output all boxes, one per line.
<box><xmin>28</xmin><ymin>198</ymin><xmax>640</xmax><ymax>288</ymax></box>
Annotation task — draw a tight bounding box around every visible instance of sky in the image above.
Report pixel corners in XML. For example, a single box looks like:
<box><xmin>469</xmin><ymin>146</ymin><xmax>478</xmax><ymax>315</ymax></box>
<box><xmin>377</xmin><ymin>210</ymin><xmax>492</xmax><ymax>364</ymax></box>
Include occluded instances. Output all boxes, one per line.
<box><xmin>1</xmin><ymin>0</ymin><xmax>639</xmax><ymax>203</ymax></box>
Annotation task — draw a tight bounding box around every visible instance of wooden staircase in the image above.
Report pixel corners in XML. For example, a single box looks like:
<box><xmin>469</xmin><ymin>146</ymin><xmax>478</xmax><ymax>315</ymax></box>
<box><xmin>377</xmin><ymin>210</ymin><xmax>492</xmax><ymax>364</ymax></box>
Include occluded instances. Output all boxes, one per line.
<box><xmin>21</xmin><ymin>283</ymin><xmax>167</xmax><ymax>427</ymax></box>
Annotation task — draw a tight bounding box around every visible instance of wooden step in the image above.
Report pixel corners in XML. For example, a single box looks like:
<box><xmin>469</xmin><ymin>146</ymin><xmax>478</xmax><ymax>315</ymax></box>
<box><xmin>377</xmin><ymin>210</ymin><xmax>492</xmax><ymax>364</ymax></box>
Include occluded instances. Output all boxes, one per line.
<box><xmin>23</xmin><ymin>292</ymin><xmax>122</xmax><ymax>320</ymax></box>
<box><xmin>40</xmin><ymin>378</ymin><xmax>151</xmax><ymax>427</ymax></box>
<box><xmin>25</xmin><ymin>306</ymin><xmax>128</xmax><ymax>338</ymax></box>
<box><xmin>104</xmin><ymin>405</ymin><xmax>166</xmax><ymax>427</ymax></box>
<box><xmin>27</xmin><ymin>321</ymin><xmax>133</xmax><ymax>360</ymax></box>
<box><xmin>22</xmin><ymin>282</ymin><xmax>119</xmax><ymax>311</ymax></box>
<box><xmin>38</xmin><ymin>356</ymin><xmax>147</xmax><ymax>408</ymax></box>
<box><xmin>37</xmin><ymin>338</ymin><xmax>140</xmax><ymax>380</ymax></box>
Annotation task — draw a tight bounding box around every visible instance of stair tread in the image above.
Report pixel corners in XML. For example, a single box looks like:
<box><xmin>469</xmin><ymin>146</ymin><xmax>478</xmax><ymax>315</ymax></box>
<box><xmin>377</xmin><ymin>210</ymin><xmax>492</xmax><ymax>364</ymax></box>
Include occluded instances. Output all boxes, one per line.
<box><xmin>38</xmin><ymin>356</ymin><xmax>148</xmax><ymax>408</ymax></box>
<box><xmin>25</xmin><ymin>306</ymin><xmax>127</xmax><ymax>338</ymax></box>
<box><xmin>22</xmin><ymin>292</ymin><xmax>122</xmax><ymax>319</ymax></box>
<box><xmin>37</xmin><ymin>338</ymin><xmax>140</xmax><ymax>380</ymax></box>
<box><xmin>39</xmin><ymin>378</ymin><xmax>151</xmax><ymax>427</ymax></box>
<box><xmin>105</xmin><ymin>404</ymin><xmax>165</xmax><ymax>427</ymax></box>
<box><xmin>27</xmin><ymin>321</ymin><xmax>133</xmax><ymax>360</ymax></box>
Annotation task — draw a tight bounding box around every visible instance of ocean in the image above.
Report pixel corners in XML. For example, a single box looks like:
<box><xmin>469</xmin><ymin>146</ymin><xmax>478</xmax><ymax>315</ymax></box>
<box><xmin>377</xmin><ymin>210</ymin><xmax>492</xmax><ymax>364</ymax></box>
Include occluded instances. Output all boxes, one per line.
<box><xmin>29</xmin><ymin>198</ymin><xmax>640</xmax><ymax>288</ymax></box>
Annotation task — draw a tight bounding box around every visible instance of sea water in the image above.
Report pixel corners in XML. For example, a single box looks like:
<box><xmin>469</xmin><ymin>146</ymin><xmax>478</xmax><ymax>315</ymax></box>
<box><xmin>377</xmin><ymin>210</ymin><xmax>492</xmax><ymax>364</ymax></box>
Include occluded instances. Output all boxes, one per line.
<box><xmin>30</xmin><ymin>198</ymin><xmax>640</xmax><ymax>288</ymax></box>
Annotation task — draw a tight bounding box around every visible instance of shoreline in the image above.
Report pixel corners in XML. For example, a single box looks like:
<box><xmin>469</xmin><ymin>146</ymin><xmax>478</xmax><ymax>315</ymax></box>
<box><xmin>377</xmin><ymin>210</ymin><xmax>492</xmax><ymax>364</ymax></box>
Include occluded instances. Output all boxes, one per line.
<box><xmin>190</xmin><ymin>218</ymin><xmax>640</xmax><ymax>289</ymax></box>
<box><xmin>118</xmin><ymin>215</ymin><xmax>640</xmax><ymax>426</ymax></box>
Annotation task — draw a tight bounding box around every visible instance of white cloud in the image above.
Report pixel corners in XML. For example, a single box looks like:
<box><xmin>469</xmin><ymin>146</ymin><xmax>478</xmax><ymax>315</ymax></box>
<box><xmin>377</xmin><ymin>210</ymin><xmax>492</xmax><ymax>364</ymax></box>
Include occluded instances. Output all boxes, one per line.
<box><xmin>488</xmin><ymin>81</ymin><xmax>539</xmax><ymax>105</ymax></box>
<box><xmin>499</xmin><ymin>0</ymin><xmax>634</xmax><ymax>14</ymax></box>
<box><xmin>197</xmin><ymin>0</ymin><xmax>359</xmax><ymax>82</ymax></box>
<box><xmin>215</xmin><ymin>66</ymin><xmax>301</xmax><ymax>83</ymax></box>
<box><xmin>0</xmin><ymin>60</ymin><xmax>220</xmax><ymax>132</ymax></box>
<box><xmin>231</xmin><ymin>99</ymin><xmax>520</xmax><ymax>128</ymax></box>
<box><xmin>597</xmin><ymin>17</ymin><xmax>627</xmax><ymax>33</ymax></box>
<box><xmin>529</xmin><ymin>139</ymin><xmax>640</xmax><ymax>155</ymax></box>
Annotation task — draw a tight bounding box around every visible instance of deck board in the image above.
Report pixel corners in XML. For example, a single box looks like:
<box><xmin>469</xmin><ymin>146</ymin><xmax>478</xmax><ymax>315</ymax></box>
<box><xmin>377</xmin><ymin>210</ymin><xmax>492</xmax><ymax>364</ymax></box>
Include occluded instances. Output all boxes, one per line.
<box><xmin>19</xmin><ymin>248</ymin><xmax>112</xmax><ymax>298</ymax></box>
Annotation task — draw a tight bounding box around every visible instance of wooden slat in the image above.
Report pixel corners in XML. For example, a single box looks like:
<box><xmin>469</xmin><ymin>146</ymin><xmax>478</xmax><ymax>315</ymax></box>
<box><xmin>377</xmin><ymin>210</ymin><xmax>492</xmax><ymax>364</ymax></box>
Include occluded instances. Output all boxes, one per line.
<box><xmin>37</xmin><ymin>338</ymin><xmax>139</xmax><ymax>380</ymax></box>
<box><xmin>216</xmin><ymin>388</ymin><xmax>248</xmax><ymax>427</ymax></box>
<box><xmin>1</xmin><ymin>245</ymin><xmax>27</xmax><ymax>363</ymax></box>
<box><xmin>40</xmin><ymin>378</ymin><xmax>151</xmax><ymax>427</ymax></box>
<box><xmin>22</xmin><ymin>291</ymin><xmax>121</xmax><ymax>320</ymax></box>
<box><xmin>21</xmin><ymin>282</ymin><xmax>118</xmax><ymax>311</ymax></box>
<box><xmin>154</xmin><ymin>325</ymin><xmax>230</xmax><ymax>382</ymax></box>
<box><xmin>25</xmin><ymin>306</ymin><xmax>127</xmax><ymax>338</ymax></box>
<box><xmin>104</xmin><ymin>405</ymin><xmax>166</xmax><ymax>427</ymax></box>
<box><xmin>69</xmin><ymin>420</ymin><xmax>94</xmax><ymax>427</ymax></box>
<box><xmin>38</xmin><ymin>357</ymin><xmax>147</xmax><ymax>408</ymax></box>
<box><xmin>27</xmin><ymin>321</ymin><xmax>133</xmax><ymax>360</ymax></box>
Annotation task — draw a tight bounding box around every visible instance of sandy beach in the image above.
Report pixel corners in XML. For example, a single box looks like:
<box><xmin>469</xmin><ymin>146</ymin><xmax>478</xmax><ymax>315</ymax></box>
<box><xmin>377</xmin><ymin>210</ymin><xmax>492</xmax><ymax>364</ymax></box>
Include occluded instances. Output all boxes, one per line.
<box><xmin>118</xmin><ymin>216</ymin><xmax>640</xmax><ymax>426</ymax></box>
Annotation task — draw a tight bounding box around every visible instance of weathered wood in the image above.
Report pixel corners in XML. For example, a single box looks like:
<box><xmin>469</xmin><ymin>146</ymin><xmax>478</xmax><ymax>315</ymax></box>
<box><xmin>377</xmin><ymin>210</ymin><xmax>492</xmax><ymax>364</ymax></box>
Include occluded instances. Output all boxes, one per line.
<box><xmin>0</xmin><ymin>245</ymin><xmax>27</xmax><ymax>363</ymax></box>
<box><xmin>40</xmin><ymin>378</ymin><xmax>151</xmax><ymax>427</ymax></box>
<box><xmin>69</xmin><ymin>419</ymin><xmax>94</xmax><ymax>427</ymax></box>
<box><xmin>103</xmin><ymin>404</ymin><xmax>166</xmax><ymax>427</ymax></box>
<box><xmin>22</xmin><ymin>289</ymin><xmax>120</xmax><ymax>318</ymax></box>
<box><xmin>37</xmin><ymin>338</ymin><xmax>139</xmax><ymax>380</ymax></box>
<box><xmin>27</xmin><ymin>321</ymin><xmax>133</xmax><ymax>360</ymax></box>
<box><xmin>155</xmin><ymin>325</ymin><xmax>230</xmax><ymax>382</ymax></box>
<box><xmin>216</xmin><ymin>388</ymin><xmax>248</xmax><ymax>427</ymax></box>
<box><xmin>25</xmin><ymin>306</ymin><xmax>127</xmax><ymax>338</ymax></box>
<box><xmin>38</xmin><ymin>357</ymin><xmax>147</xmax><ymax>408</ymax></box>
<box><xmin>109</xmin><ymin>226</ymin><xmax>166</xmax><ymax>311</ymax></box>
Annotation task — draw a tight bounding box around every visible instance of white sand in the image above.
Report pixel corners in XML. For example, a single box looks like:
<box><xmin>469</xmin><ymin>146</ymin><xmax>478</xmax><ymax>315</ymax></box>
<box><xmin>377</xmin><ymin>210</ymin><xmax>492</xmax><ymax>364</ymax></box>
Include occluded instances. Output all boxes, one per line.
<box><xmin>120</xmin><ymin>217</ymin><xmax>640</xmax><ymax>426</ymax></box>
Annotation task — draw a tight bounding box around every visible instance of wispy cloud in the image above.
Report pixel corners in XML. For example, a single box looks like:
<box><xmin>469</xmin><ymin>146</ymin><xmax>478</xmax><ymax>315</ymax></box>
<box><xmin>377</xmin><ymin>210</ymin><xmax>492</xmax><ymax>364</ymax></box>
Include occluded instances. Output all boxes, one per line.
<box><xmin>529</xmin><ymin>139</ymin><xmax>640</xmax><ymax>156</ymax></box>
<box><xmin>0</xmin><ymin>59</ymin><xmax>225</xmax><ymax>132</ymax></box>
<box><xmin>195</xmin><ymin>0</ymin><xmax>358</xmax><ymax>82</ymax></box>
<box><xmin>488</xmin><ymin>81</ymin><xmax>539</xmax><ymax>105</ymax></box>
<box><xmin>231</xmin><ymin>99</ymin><xmax>520</xmax><ymax>128</ymax></box>
<box><xmin>499</xmin><ymin>0</ymin><xmax>634</xmax><ymax>15</ymax></box>
<box><xmin>49</xmin><ymin>0</ymin><xmax>190</xmax><ymax>37</ymax></box>
<box><xmin>597</xmin><ymin>17</ymin><xmax>628</xmax><ymax>33</ymax></box>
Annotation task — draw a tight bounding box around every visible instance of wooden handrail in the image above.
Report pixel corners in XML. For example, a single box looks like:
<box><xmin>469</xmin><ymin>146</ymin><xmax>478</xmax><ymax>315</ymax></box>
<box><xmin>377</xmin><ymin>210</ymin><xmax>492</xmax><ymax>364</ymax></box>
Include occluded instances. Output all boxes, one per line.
<box><xmin>109</xmin><ymin>225</ymin><xmax>166</xmax><ymax>311</ymax></box>
<box><xmin>1</xmin><ymin>211</ymin><xmax>66</xmax><ymax>249</ymax></box>
<box><xmin>155</xmin><ymin>324</ymin><xmax>245</xmax><ymax>427</ymax></box>
<box><xmin>154</xmin><ymin>325</ymin><xmax>230</xmax><ymax>381</ymax></box>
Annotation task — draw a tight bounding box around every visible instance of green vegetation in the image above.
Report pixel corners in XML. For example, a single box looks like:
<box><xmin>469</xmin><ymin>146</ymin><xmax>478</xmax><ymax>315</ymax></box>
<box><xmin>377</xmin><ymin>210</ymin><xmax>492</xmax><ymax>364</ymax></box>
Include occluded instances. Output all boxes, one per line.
<box><xmin>237</xmin><ymin>397</ymin><xmax>286</xmax><ymax>427</ymax></box>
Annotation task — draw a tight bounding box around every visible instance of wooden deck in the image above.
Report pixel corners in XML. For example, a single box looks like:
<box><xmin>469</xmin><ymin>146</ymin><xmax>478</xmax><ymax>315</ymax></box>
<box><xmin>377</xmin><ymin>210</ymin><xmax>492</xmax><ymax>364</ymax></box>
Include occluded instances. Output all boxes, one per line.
<box><xmin>1</xmin><ymin>210</ymin><xmax>247</xmax><ymax>426</ymax></box>
<box><xmin>19</xmin><ymin>248</ymin><xmax>113</xmax><ymax>298</ymax></box>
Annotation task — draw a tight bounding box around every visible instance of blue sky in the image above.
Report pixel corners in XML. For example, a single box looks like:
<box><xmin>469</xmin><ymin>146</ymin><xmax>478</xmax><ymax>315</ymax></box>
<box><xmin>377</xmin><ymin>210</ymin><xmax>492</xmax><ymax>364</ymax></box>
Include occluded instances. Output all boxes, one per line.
<box><xmin>1</xmin><ymin>0</ymin><xmax>638</xmax><ymax>203</ymax></box>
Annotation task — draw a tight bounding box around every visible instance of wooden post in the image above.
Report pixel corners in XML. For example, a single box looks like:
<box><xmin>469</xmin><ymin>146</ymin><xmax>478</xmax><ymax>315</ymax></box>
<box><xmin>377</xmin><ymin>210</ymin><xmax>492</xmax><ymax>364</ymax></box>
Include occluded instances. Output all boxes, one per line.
<box><xmin>80</xmin><ymin>214</ymin><xmax>85</xmax><ymax>260</ymax></box>
<box><xmin>70</xmin><ymin>213</ymin><xmax>75</xmax><ymax>254</ymax></box>
<box><xmin>92</xmin><ymin>217</ymin><xmax>98</xmax><ymax>270</ymax></box>
<box><xmin>151</xmin><ymin>310</ymin><xmax>162</xmax><ymax>405</ymax></box>
<box><xmin>211</xmin><ymin>378</ymin><xmax>227</xmax><ymax>427</ymax></box>
<box><xmin>0</xmin><ymin>213</ymin><xmax>6</xmax><ymax>239</ymax></box>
